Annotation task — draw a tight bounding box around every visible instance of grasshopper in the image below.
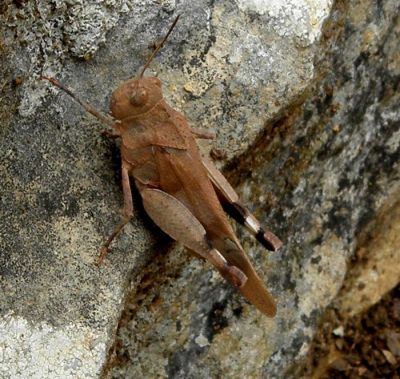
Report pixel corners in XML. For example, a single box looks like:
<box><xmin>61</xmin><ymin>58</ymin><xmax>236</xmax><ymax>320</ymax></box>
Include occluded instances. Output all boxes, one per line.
<box><xmin>42</xmin><ymin>16</ymin><xmax>282</xmax><ymax>317</ymax></box>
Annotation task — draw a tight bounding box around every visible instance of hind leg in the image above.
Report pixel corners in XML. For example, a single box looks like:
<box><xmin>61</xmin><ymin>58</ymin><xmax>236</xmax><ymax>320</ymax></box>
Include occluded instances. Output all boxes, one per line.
<box><xmin>140</xmin><ymin>187</ymin><xmax>247</xmax><ymax>288</ymax></box>
<box><xmin>202</xmin><ymin>156</ymin><xmax>282</xmax><ymax>251</ymax></box>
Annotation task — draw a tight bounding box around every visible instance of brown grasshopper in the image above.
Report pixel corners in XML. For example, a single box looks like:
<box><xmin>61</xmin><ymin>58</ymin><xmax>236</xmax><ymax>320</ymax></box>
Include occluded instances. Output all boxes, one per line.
<box><xmin>41</xmin><ymin>16</ymin><xmax>282</xmax><ymax>317</ymax></box>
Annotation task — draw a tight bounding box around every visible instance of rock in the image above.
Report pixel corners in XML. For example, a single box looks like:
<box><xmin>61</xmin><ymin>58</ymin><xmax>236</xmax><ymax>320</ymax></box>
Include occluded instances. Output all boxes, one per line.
<box><xmin>334</xmin><ymin>196</ymin><xmax>400</xmax><ymax>318</ymax></box>
<box><xmin>108</xmin><ymin>1</ymin><xmax>400</xmax><ymax>378</ymax></box>
<box><xmin>0</xmin><ymin>0</ymin><xmax>398</xmax><ymax>378</ymax></box>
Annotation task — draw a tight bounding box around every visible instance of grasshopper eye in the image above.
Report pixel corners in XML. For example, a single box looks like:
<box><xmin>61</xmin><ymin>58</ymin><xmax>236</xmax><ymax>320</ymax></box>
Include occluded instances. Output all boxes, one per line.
<box><xmin>130</xmin><ymin>87</ymin><xmax>148</xmax><ymax>106</ymax></box>
<box><xmin>151</xmin><ymin>77</ymin><xmax>161</xmax><ymax>87</ymax></box>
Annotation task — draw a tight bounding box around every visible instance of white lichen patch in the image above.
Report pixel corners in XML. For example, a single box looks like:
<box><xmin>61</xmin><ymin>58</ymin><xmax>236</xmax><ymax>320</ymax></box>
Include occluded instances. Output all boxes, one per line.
<box><xmin>4</xmin><ymin>0</ymin><xmax>133</xmax><ymax>116</ymax></box>
<box><xmin>0</xmin><ymin>314</ymin><xmax>108</xmax><ymax>379</ymax></box>
<box><xmin>194</xmin><ymin>333</ymin><xmax>210</xmax><ymax>348</ymax></box>
<box><xmin>235</xmin><ymin>0</ymin><xmax>333</xmax><ymax>45</ymax></box>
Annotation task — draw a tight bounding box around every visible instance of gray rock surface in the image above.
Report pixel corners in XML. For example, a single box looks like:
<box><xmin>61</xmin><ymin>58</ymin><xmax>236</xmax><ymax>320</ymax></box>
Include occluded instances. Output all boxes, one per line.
<box><xmin>0</xmin><ymin>0</ymin><xmax>398</xmax><ymax>378</ymax></box>
<box><xmin>108</xmin><ymin>2</ymin><xmax>400</xmax><ymax>376</ymax></box>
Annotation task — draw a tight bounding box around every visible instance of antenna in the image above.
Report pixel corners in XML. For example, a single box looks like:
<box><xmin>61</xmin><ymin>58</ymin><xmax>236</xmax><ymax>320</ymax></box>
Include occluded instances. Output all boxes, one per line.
<box><xmin>41</xmin><ymin>76</ymin><xmax>116</xmax><ymax>128</ymax></box>
<box><xmin>139</xmin><ymin>15</ymin><xmax>180</xmax><ymax>78</ymax></box>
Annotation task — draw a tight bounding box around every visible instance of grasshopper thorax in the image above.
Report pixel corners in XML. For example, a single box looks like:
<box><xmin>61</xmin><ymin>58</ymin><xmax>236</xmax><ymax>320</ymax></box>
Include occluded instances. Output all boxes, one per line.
<box><xmin>110</xmin><ymin>76</ymin><xmax>163</xmax><ymax>121</ymax></box>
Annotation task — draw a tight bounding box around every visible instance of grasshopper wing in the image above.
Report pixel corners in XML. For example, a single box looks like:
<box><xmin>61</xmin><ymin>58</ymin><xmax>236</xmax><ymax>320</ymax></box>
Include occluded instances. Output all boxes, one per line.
<box><xmin>152</xmin><ymin>147</ymin><xmax>277</xmax><ymax>316</ymax></box>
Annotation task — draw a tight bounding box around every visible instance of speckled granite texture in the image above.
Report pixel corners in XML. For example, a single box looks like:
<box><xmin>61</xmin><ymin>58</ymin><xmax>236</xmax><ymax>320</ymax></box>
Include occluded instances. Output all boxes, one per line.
<box><xmin>0</xmin><ymin>0</ymin><xmax>398</xmax><ymax>378</ymax></box>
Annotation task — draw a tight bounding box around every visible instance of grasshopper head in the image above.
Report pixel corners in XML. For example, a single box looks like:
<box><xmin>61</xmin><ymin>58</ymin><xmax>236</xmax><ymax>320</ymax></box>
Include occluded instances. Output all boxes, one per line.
<box><xmin>110</xmin><ymin>76</ymin><xmax>163</xmax><ymax>120</ymax></box>
<box><xmin>110</xmin><ymin>16</ymin><xmax>179</xmax><ymax>121</ymax></box>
